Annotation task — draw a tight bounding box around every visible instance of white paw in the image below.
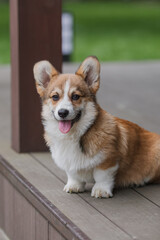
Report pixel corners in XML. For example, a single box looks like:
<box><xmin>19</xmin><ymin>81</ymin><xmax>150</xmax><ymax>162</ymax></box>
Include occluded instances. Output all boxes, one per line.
<box><xmin>91</xmin><ymin>183</ymin><xmax>113</xmax><ymax>198</ymax></box>
<box><xmin>63</xmin><ymin>182</ymin><xmax>85</xmax><ymax>193</ymax></box>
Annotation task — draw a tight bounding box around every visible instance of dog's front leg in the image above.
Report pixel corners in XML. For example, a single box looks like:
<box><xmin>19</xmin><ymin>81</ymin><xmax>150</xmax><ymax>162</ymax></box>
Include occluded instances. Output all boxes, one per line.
<box><xmin>91</xmin><ymin>164</ymin><xmax>119</xmax><ymax>198</ymax></box>
<box><xmin>63</xmin><ymin>171</ymin><xmax>86</xmax><ymax>193</ymax></box>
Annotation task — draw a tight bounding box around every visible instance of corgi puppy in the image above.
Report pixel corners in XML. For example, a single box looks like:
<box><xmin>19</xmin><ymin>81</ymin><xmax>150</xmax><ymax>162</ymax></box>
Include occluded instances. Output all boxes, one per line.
<box><xmin>33</xmin><ymin>56</ymin><xmax>160</xmax><ymax>198</ymax></box>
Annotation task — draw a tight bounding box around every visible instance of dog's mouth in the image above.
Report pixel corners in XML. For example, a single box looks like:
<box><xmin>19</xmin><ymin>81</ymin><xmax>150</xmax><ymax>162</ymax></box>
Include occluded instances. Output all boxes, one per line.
<box><xmin>58</xmin><ymin>111</ymin><xmax>81</xmax><ymax>134</ymax></box>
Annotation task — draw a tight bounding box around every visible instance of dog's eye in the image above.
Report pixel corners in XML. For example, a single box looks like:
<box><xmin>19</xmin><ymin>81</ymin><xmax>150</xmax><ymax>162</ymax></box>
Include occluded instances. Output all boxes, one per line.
<box><xmin>52</xmin><ymin>95</ymin><xmax>59</xmax><ymax>101</ymax></box>
<box><xmin>72</xmin><ymin>94</ymin><xmax>80</xmax><ymax>101</ymax></box>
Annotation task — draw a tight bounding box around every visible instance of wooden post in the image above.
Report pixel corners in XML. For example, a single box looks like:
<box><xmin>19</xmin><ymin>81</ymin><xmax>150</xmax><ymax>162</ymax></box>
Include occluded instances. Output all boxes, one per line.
<box><xmin>10</xmin><ymin>0</ymin><xmax>62</xmax><ymax>152</ymax></box>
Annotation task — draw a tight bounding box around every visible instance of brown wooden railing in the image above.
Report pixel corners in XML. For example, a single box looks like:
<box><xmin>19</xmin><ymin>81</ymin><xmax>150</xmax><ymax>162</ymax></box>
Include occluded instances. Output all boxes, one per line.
<box><xmin>10</xmin><ymin>0</ymin><xmax>62</xmax><ymax>152</ymax></box>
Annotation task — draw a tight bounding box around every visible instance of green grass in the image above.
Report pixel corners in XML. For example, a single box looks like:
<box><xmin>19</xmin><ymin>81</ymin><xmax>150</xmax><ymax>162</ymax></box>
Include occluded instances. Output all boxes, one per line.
<box><xmin>0</xmin><ymin>1</ymin><xmax>10</xmax><ymax>64</ymax></box>
<box><xmin>0</xmin><ymin>1</ymin><xmax>160</xmax><ymax>63</ymax></box>
<box><xmin>63</xmin><ymin>1</ymin><xmax>160</xmax><ymax>62</ymax></box>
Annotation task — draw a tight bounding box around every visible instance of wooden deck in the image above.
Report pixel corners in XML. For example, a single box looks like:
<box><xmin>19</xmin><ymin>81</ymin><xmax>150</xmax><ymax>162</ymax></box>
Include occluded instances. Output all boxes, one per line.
<box><xmin>0</xmin><ymin>62</ymin><xmax>160</xmax><ymax>240</ymax></box>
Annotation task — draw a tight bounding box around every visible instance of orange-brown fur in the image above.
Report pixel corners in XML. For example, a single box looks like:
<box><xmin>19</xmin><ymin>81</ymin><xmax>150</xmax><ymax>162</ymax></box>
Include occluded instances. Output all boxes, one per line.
<box><xmin>81</xmin><ymin>105</ymin><xmax>160</xmax><ymax>187</ymax></box>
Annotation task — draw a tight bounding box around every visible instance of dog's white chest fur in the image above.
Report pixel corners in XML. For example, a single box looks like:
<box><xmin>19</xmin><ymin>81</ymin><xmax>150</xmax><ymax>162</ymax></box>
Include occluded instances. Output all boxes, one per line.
<box><xmin>43</xmin><ymin>101</ymin><xmax>105</xmax><ymax>174</ymax></box>
<box><xmin>50</xmin><ymin>134</ymin><xmax>104</xmax><ymax>173</ymax></box>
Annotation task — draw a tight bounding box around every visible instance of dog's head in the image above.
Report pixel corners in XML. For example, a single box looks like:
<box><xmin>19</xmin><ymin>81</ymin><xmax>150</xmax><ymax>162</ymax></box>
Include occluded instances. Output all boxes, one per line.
<box><xmin>33</xmin><ymin>56</ymin><xmax>100</xmax><ymax>135</ymax></box>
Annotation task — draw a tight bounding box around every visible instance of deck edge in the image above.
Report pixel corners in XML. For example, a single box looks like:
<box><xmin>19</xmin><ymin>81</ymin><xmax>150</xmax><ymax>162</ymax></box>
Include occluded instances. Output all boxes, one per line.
<box><xmin>0</xmin><ymin>155</ymin><xmax>90</xmax><ymax>240</ymax></box>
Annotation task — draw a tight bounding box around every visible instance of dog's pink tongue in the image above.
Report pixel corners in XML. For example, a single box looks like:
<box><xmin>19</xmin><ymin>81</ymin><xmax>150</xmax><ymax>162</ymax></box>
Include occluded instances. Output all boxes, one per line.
<box><xmin>59</xmin><ymin>120</ymin><xmax>72</xmax><ymax>134</ymax></box>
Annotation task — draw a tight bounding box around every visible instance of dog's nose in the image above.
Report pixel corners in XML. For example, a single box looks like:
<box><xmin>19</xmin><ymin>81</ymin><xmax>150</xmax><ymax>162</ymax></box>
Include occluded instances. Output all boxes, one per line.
<box><xmin>58</xmin><ymin>109</ymin><xmax>69</xmax><ymax>119</ymax></box>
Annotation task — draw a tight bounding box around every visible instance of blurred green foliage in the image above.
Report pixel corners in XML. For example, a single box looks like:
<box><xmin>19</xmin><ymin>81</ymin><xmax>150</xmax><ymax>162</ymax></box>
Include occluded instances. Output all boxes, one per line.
<box><xmin>63</xmin><ymin>1</ymin><xmax>160</xmax><ymax>62</ymax></box>
<box><xmin>0</xmin><ymin>1</ymin><xmax>10</xmax><ymax>64</ymax></box>
<box><xmin>0</xmin><ymin>1</ymin><xmax>160</xmax><ymax>63</ymax></box>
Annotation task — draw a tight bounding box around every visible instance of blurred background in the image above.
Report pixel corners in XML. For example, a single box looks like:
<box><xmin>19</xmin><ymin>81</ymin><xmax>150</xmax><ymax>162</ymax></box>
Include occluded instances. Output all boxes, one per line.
<box><xmin>0</xmin><ymin>0</ymin><xmax>160</xmax><ymax>63</ymax></box>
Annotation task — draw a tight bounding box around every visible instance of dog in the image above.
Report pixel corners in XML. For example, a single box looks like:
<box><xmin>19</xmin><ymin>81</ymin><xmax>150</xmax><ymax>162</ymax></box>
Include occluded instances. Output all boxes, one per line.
<box><xmin>33</xmin><ymin>56</ymin><xmax>160</xmax><ymax>198</ymax></box>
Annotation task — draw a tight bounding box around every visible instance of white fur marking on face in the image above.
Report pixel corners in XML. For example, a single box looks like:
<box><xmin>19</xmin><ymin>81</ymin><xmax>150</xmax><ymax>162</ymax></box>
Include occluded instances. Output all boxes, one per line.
<box><xmin>63</xmin><ymin>80</ymin><xmax>70</xmax><ymax>100</ymax></box>
<box><xmin>54</xmin><ymin>80</ymin><xmax>75</xmax><ymax>120</ymax></box>
<box><xmin>91</xmin><ymin>164</ymin><xmax>119</xmax><ymax>198</ymax></box>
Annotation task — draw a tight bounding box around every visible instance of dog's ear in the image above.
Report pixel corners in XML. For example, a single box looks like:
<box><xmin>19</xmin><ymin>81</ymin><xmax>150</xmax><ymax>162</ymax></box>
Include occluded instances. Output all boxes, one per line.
<box><xmin>33</xmin><ymin>60</ymin><xmax>59</xmax><ymax>97</ymax></box>
<box><xmin>76</xmin><ymin>56</ymin><xmax>100</xmax><ymax>94</ymax></box>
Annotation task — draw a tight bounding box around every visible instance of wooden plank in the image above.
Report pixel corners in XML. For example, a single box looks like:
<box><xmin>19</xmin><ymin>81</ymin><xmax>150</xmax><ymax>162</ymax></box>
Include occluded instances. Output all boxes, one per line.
<box><xmin>0</xmin><ymin>157</ymin><xmax>90</xmax><ymax>240</ymax></box>
<box><xmin>81</xmin><ymin>189</ymin><xmax>160</xmax><ymax>240</ymax></box>
<box><xmin>0</xmin><ymin>154</ymin><xmax>131</xmax><ymax>240</ymax></box>
<box><xmin>2</xmin><ymin>177</ymin><xmax>14</xmax><ymax>239</ymax></box>
<box><xmin>10</xmin><ymin>0</ymin><xmax>62</xmax><ymax>152</ymax></box>
<box><xmin>35</xmin><ymin>211</ymin><xmax>48</xmax><ymax>240</ymax></box>
<box><xmin>1</xmin><ymin>175</ymin><xmax>36</xmax><ymax>240</ymax></box>
<box><xmin>32</xmin><ymin>153</ymin><xmax>160</xmax><ymax>240</ymax></box>
<box><xmin>14</xmin><ymin>189</ymin><xmax>36</xmax><ymax>240</ymax></box>
<box><xmin>99</xmin><ymin>63</ymin><xmax>160</xmax><ymax>134</ymax></box>
<box><xmin>0</xmin><ymin>173</ymin><xmax>4</xmax><ymax>229</ymax></box>
<box><xmin>133</xmin><ymin>185</ymin><xmax>160</xmax><ymax>207</ymax></box>
<box><xmin>30</xmin><ymin>153</ymin><xmax>67</xmax><ymax>183</ymax></box>
<box><xmin>49</xmin><ymin>224</ymin><xmax>66</xmax><ymax>240</ymax></box>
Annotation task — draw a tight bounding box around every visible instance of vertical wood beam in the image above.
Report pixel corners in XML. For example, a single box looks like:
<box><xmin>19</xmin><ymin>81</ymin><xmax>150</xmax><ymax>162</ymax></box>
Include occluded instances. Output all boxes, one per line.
<box><xmin>10</xmin><ymin>0</ymin><xmax>62</xmax><ymax>152</ymax></box>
